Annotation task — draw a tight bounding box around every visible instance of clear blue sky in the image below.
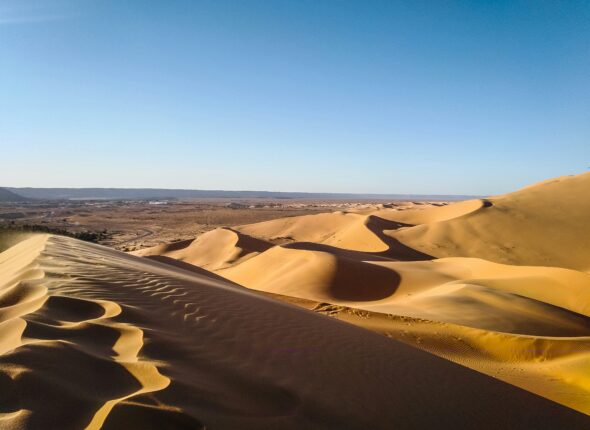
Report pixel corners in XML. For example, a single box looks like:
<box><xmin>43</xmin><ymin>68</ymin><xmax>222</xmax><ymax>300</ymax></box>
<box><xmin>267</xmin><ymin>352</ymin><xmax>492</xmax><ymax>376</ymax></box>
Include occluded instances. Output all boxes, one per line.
<box><xmin>1</xmin><ymin>0</ymin><xmax>588</xmax><ymax>194</ymax></box>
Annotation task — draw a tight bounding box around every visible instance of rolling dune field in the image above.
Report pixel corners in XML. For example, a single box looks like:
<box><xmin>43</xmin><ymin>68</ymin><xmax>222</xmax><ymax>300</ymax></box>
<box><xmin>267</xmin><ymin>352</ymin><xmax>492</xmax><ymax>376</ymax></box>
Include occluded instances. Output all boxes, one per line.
<box><xmin>1</xmin><ymin>173</ymin><xmax>590</xmax><ymax>428</ymax></box>
<box><xmin>3</xmin><ymin>235</ymin><xmax>589</xmax><ymax>428</ymax></box>
<box><xmin>136</xmin><ymin>172</ymin><xmax>590</xmax><ymax>419</ymax></box>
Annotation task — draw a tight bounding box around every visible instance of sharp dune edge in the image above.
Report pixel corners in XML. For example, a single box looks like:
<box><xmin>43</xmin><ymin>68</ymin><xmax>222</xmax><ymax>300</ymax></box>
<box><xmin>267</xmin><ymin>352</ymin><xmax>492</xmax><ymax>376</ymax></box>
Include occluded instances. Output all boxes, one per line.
<box><xmin>135</xmin><ymin>172</ymin><xmax>590</xmax><ymax>420</ymax></box>
<box><xmin>1</xmin><ymin>174</ymin><xmax>589</xmax><ymax>428</ymax></box>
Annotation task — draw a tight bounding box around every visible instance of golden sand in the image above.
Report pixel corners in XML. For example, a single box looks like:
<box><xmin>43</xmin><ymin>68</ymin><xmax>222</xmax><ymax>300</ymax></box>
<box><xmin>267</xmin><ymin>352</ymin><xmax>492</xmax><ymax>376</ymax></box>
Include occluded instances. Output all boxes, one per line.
<box><xmin>2</xmin><ymin>173</ymin><xmax>590</xmax><ymax>428</ymax></box>
<box><xmin>137</xmin><ymin>172</ymin><xmax>590</xmax><ymax>418</ymax></box>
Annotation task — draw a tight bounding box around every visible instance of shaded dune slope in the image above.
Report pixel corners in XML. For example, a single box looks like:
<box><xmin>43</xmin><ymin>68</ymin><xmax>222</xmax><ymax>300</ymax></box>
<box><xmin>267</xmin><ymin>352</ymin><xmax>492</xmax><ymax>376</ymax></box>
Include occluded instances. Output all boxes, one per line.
<box><xmin>277</xmin><ymin>295</ymin><xmax>590</xmax><ymax>416</ymax></box>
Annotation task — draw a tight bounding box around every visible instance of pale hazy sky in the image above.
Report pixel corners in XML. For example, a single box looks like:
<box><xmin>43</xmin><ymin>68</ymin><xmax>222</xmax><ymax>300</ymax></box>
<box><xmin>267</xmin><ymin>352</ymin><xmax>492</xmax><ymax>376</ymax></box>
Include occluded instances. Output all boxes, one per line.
<box><xmin>1</xmin><ymin>0</ymin><xmax>589</xmax><ymax>194</ymax></box>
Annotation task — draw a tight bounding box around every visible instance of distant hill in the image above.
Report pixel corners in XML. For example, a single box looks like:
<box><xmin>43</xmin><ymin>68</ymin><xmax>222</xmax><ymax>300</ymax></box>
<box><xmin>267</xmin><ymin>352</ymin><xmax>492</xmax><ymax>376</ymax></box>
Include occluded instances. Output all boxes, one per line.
<box><xmin>6</xmin><ymin>187</ymin><xmax>477</xmax><ymax>201</ymax></box>
<box><xmin>0</xmin><ymin>188</ymin><xmax>28</xmax><ymax>202</ymax></box>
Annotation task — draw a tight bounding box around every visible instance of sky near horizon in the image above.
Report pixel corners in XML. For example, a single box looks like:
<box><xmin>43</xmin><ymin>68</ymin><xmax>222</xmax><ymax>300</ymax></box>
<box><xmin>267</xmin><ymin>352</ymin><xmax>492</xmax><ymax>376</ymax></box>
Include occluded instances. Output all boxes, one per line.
<box><xmin>1</xmin><ymin>1</ymin><xmax>588</xmax><ymax>195</ymax></box>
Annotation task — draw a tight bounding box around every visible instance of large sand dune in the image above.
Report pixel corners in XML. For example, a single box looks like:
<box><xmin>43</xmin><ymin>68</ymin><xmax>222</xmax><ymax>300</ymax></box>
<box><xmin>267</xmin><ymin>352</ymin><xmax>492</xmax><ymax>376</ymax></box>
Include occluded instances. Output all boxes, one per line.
<box><xmin>3</xmin><ymin>235</ymin><xmax>589</xmax><ymax>428</ymax></box>
<box><xmin>136</xmin><ymin>172</ymin><xmax>590</xmax><ymax>418</ymax></box>
<box><xmin>389</xmin><ymin>172</ymin><xmax>590</xmax><ymax>270</ymax></box>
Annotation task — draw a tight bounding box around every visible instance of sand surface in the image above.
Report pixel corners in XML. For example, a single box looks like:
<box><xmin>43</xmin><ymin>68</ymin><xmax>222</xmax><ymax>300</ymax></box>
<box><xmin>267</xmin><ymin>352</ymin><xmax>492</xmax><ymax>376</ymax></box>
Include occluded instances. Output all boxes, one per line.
<box><xmin>136</xmin><ymin>172</ymin><xmax>590</xmax><ymax>420</ymax></box>
<box><xmin>1</xmin><ymin>173</ymin><xmax>589</xmax><ymax>428</ymax></box>
<box><xmin>3</xmin><ymin>236</ymin><xmax>589</xmax><ymax>428</ymax></box>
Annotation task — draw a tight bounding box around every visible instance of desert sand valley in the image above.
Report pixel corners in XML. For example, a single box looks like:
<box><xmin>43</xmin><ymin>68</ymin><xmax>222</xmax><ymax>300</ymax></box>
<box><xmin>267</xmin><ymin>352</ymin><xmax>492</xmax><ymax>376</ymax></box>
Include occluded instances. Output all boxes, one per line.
<box><xmin>0</xmin><ymin>172</ymin><xmax>589</xmax><ymax>428</ymax></box>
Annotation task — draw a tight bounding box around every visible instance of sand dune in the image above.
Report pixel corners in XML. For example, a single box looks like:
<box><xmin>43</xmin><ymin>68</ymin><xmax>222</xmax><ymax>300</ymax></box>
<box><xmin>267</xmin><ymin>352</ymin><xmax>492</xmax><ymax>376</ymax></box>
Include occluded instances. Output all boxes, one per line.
<box><xmin>199</xmin><ymin>172</ymin><xmax>590</xmax><ymax>270</ymax></box>
<box><xmin>210</xmin><ymin>242</ymin><xmax>590</xmax><ymax>413</ymax></box>
<box><xmin>3</xmin><ymin>235</ymin><xmax>588</xmax><ymax>428</ymax></box>
<box><xmin>306</xmin><ymin>300</ymin><xmax>590</xmax><ymax>415</ymax></box>
<box><xmin>389</xmin><ymin>172</ymin><xmax>590</xmax><ymax>271</ymax></box>
<box><xmin>136</xmin><ymin>228</ymin><xmax>271</xmax><ymax>271</ymax></box>
<box><xmin>236</xmin><ymin>211</ymin><xmax>391</xmax><ymax>252</ymax></box>
<box><xmin>136</xmin><ymin>172</ymin><xmax>590</xmax><ymax>418</ymax></box>
<box><xmin>220</xmin><ymin>252</ymin><xmax>590</xmax><ymax>332</ymax></box>
<box><xmin>368</xmin><ymin>198</ymin><xmax>486</xmax><ymax>225</ymax></box>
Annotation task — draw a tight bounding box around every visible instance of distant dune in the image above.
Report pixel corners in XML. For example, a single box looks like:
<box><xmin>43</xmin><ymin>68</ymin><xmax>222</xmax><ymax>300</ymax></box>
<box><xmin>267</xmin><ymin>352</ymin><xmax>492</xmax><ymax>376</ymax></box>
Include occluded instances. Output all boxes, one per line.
<box><xmin>136</xmin><ymin>172</ymin><xmax>590</xmax><ymax>417</ymax></box>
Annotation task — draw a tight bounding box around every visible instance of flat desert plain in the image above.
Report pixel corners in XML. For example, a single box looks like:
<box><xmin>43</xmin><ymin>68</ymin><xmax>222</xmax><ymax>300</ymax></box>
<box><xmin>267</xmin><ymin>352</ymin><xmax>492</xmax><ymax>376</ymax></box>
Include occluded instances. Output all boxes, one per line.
<box><xmin>1</xmin><ymin>173</ymin><xmax>590</xmax><ymax>428</ymax></box>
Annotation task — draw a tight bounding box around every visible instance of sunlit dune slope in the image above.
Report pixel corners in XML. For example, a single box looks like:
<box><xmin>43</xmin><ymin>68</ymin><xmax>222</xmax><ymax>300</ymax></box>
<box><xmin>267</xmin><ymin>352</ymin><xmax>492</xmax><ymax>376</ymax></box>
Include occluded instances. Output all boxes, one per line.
<box><xmin>4</xmin><ymin>235</ymin><xmax>588</xmax><ymax>428</ymax></box>
<box><xmin>236</xmin><ymin>211</ymin><xmax>390</xmax><ymax>252</ymax></box>
<box><xmin>389</xmin><ymin>172</ymin><xmax>590</xmax><ymax>271</ymax></box>
<box><xmin>134</xmin><ymin>227</ymin><xmax>271</xmax><ymax>271</ymax></box>
<box><xmin>369</xmin><ymin>198</ymin><xmax>486</xmax><ymax>225</ymax></box>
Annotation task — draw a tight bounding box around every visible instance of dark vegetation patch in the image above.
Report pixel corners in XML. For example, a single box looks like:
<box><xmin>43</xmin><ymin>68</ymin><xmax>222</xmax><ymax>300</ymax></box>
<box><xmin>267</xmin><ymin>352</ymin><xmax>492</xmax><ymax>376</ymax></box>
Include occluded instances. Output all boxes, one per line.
<box><xmin>0</xmin><ymin>222</ymin><xmax>110</xmax><ymax>252</ymax></box>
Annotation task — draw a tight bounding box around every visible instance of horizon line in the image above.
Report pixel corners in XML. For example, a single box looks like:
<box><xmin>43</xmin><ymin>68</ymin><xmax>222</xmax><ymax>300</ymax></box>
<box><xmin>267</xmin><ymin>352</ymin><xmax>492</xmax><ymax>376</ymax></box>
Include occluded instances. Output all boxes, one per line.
<box><xmin>5</xmin><ymin>186</ymin><xmax>482</xmax><ymax>196</ymax></box>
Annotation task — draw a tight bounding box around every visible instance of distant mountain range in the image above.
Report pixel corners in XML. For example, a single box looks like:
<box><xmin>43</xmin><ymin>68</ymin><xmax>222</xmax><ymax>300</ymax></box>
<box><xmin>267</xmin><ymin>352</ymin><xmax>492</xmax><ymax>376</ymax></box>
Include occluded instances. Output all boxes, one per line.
<box><xmin>3</xmin><ymin>187</ymin><xmax>478</xmax><ymax>201</ymax></box>
<box><xmin>0</xmin><ymin>188</ymin><xmax>29</xmax><ymax>202</ymax></box>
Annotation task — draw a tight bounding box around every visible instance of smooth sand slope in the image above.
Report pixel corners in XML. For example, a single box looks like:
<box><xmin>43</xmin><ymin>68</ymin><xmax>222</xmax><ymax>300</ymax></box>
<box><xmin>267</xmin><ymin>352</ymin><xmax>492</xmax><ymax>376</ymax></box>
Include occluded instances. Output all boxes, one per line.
<box><xmin>388</xmin><ymin>172</ymin><xmax>590</xmax><ymax>271</ymax></box>
<box><xmin>3</xmin><ymin>236</ymin><xmax>588</xmax><ymax>429</ymax></box>
<box><xmin>136</xmin><ymin>172</ymin><xmax>590</xmax><ymax>416</ymax></box>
